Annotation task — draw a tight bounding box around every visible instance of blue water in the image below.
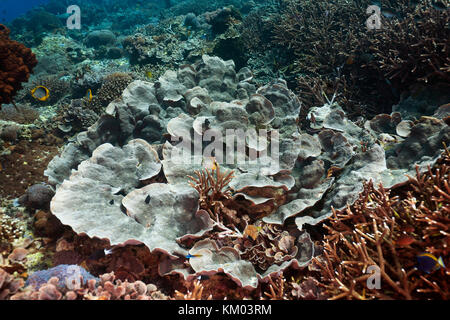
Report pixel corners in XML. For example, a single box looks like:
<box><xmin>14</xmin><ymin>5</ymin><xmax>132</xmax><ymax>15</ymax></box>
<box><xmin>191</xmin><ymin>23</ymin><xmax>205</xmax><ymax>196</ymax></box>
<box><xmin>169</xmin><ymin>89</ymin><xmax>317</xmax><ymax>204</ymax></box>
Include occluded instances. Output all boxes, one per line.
<box><xmin>0</xmin><ymin>0</ymin><xmax>51</xmax><ymax>23</ymax></box>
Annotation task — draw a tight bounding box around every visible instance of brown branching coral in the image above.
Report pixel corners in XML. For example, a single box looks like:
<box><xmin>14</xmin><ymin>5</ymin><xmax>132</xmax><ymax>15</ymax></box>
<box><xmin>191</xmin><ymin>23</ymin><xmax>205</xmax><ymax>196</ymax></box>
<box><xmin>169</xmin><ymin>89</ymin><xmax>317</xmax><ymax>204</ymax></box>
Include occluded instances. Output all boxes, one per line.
<box><xmin>174</xmin><ymin>280</ymin><xmax>212</xmax><ymax>300</ymax></box>
<box><xmin>188</xmin><ymin>163</ymin><xmax>235</xmax><ymax>222</ymax></box>
<box><xmin>310</xmin><ymin>147</ymin><xmax>450</xmax><ymax>299</ymax></box>
<box><xmin>270</xmin><ymin>0</ymin><xmax>399</xmax><ymax>117</ymax></box>
<box><xmin>262</xmin><ymin>272</ymin><xmax>288</xmax><ymax>300</ymax></box>
<box><xmin>271</xmin><ymin>0</ymin><xmax>366</xmax><ymax>79</ymax></box>
<box><xmin>366</xmin><ymin>1</ymin><xmax>450</xmax><ymax>90</ymax></box>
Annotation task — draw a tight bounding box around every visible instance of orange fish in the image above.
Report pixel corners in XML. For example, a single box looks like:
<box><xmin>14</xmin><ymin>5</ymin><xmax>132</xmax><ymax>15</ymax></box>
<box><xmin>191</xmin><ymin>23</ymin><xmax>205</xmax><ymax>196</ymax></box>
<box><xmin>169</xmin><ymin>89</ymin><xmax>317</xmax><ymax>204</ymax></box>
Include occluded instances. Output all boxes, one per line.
<box><xmin>244</xmin><ymin>225</ymin><xmax>262</xmax><ymax>241</ymax></box>
<box><xmin>346</xmin><ymin>55</ymin><xmax>355</xmax><ymax>65</ymax></box>
<box><xmin>395</xmin><ymin>235</ymin><xmax>415</xmax><ymax>247</ymax></box>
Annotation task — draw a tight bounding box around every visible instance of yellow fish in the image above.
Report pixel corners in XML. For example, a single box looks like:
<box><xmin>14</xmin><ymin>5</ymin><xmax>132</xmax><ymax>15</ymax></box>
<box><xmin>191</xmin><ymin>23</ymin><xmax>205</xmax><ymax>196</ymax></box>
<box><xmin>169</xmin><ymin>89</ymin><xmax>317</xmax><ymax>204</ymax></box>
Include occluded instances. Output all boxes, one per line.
<box><xmin>85</xmin><ymin>89</ymin><xmax>93</xmax><ymax>102</ymax></box>
<box><xmin>202</xmin><ymin>157</ymin><xmax>217</xmax><ymax>170</ymax></box>
<box><xmin>31</xmin><ymin>86</ymin><xmax>50</xmax><ymax>102</ymax></box>
<box><xmin>145</xmin><ymin>71</ymin><xmax>153</xmax><ymax>79</ymax></box>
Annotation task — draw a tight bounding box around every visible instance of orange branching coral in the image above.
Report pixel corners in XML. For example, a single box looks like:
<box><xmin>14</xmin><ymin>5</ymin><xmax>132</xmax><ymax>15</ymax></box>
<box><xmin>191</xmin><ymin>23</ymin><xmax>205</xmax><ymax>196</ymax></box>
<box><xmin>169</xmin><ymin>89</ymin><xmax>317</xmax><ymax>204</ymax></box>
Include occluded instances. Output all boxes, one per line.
<box><xmin>311</xmin><ymin>148</ymin><xmax>450</xmax><ymax>300</ymax></box>
<box><xmin>188</xmin><ymin>163</ymin><xmax>234</xmax><ymax>221</ymax></box>
<box><xmin>174</xmin><ymin>280</ymin><xmax>212</xmax><ymax>300</ymax></box>
<box><xmin>262</xmin><ymin>272</ymin><xmax>288</xmax><ymax>300</ymax></box>
<box><xmin>0</xmin><ymin>24</ymin><xmax>37</xmax><ymax>108</ymax></box>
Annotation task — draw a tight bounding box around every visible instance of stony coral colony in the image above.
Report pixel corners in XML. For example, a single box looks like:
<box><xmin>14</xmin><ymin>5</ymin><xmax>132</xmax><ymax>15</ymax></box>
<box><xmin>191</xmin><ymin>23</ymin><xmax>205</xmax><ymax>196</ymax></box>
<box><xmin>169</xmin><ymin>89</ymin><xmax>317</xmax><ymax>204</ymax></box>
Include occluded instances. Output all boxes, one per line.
<box><xmin>0</xmin><ymin>0</ymin><xmax>449</xmax><ymax>300</ymax></box>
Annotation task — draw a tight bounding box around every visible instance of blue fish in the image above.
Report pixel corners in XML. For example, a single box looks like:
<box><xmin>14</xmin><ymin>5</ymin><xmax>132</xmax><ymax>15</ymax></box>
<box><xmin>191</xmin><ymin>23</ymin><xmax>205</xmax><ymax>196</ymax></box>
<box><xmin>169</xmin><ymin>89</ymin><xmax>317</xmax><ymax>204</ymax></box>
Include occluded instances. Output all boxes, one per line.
<box><xmin>186</xmin><ymin>254</ymin><xmax>202</xmax><ymax>259</ymax></box>
<box><xmin>416</xmin><ymin>253</ymin><xmax>445</xmax><ymax>274</ymax></box>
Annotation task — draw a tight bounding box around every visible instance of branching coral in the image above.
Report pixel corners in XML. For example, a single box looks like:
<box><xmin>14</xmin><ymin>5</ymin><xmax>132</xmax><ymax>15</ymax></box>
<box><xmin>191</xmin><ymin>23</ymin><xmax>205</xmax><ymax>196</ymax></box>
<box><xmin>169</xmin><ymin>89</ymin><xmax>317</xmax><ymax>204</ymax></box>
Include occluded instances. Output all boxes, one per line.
<box><xmin>174</xmin><ymin>280</ymin><xmax>212</xmax><ymax>300</ymax></box>
<box><xmin>310</xmin><ymin>147</ymin><xmax>450</xmax><ymax>299</ymax></box>
<box><xmin>366</xmin><ymin>1</ymin><xmax>450</xmax><ymax>90</ymax></box>
<box><xmin>271</xmin><ymin>0</ymin><xmax>366</xmax><ymax>79</ymax></box>
<box><xmin>262</xmin><ymin>272</ymin><xmax>288</xmax><ymax>300</ymax></box>
<box><xmin>0</xmin><ymin>24</ymin><xmax>37</xmax><ymax>108</ymax></box>
<box><xmin>188</xmin><ymin>164</ymin><xmax>235</xmax><ymax>222</ymax></box>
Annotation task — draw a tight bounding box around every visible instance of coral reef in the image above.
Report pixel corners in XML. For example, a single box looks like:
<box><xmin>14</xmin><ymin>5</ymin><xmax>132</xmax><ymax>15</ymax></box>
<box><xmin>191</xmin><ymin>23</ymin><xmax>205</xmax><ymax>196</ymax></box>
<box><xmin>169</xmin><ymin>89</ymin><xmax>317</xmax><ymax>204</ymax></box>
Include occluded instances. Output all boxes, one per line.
<box><xmin>9</xmin><ymin>270</ymin><xmax>168</xmax><ymax>300</ymax></box>
<box><xmin>0</xmin><ymin>268</ymin><xmax>24</xmax><ymax>300</ymax></box>
<box><xmin>310</xmin><ymin>148</ymin><xmax>449</xmax><ymax>299</ymax></box>
<box><xmin>0</xmin><ymin>0</ymin><xmax>448</xmax><ymax>301</ymax></box>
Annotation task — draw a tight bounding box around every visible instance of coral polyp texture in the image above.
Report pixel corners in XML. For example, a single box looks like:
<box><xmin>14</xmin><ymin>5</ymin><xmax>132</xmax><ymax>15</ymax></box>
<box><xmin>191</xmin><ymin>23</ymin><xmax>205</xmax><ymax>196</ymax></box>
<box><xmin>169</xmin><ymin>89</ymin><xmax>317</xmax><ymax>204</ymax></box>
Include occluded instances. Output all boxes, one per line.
<box><xmin>0</xmin><ymin>24</ymin><xmax>37</xmax><ymax>108</ymax></box>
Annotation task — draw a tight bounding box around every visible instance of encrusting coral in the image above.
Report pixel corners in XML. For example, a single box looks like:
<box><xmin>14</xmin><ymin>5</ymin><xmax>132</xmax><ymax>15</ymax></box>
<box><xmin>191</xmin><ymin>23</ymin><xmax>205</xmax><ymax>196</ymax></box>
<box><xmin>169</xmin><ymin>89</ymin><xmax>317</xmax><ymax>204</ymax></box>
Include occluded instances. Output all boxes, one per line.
<box><xmin>0</xmin><ymin>24</ymin><xmax>37</xmax><ymax>108</ymax></box>
<box><xmin>89</xmin><ymin>72</ymin><xmax>134</xmax><ymax>114</ymax></box>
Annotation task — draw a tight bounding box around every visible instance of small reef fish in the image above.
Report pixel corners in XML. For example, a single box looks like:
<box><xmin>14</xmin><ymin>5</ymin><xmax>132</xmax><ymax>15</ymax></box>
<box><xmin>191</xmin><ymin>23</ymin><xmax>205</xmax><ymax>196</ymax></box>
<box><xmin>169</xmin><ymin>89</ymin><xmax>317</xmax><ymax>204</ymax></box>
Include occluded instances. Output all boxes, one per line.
<box><xmin>85</xmin><ymin>89</ymin><xmax>93</xmax><ymax>102</ymax></box>
<box><xmin>145</xmin><ymin>195</ymin><xmax>151</xmax><ymax>204</ymax></box>
<box><xmin>186</xmin><ymin>254</ymin><xmax>202</xmax><ymax>259</ymax></box>
<box><xmin>31</xmin><ymin>86</ymin><xmax>50</xmax><ymax>102</ymax></box>
<box><xmin>202</xmin><ymin>156</ymin><xmax>217</xmax><ymax>170</ymax></box>
<box><xmin>395</xmin><ymin>235</ymin><xmax>415</xmax><ymax>247</ymax></box>
<box><xmin>145</xmin><ymin>71</ymin><xmax>153</xmax><ymax>79</ymax></box>
<box><xmin>243</xmin><ymin>224</ymin><xmax>263</xmax><ymax>241</ymax></box>
<box><xmin>416</xmin><ymin>253</ymin><xmax>445</xmax><ymax>274</ymax></box>
<box><xmin>345</xmin><ymin>55</ymin><xmax>355</xmax><ymax>65</ymax></box>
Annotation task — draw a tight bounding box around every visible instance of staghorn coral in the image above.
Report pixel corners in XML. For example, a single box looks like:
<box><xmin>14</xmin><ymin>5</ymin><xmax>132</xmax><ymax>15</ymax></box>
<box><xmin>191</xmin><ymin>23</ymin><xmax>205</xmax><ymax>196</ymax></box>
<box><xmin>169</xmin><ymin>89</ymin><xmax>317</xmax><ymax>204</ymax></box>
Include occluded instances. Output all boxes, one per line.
<box><xmin>174</xmin><ymin>280</ymin><xmax>212</xmax><ymax>300</ymax></box>
<box><xmin>262</xmin><ymin>272</ymin><xmax>288</xmax><ymax>300</ymax></box>
<box><xmin>188</xmin><ymin>164</ymin><xmax>235</xmax><ymax>222</ymax></box>
<box><xmin>310</xmin><ymin>147</ymin><xmax>450</xmax><ymax>299</ymax></box>
<box><xmin>366</xmin><ymin>1</ymin><xmax>450</xmax><ymax>90</ymax></box>
<box><xmin>271</xmin><ymin>0</ymin><xmax>365</xmax><ymax>79</ymax></box>
<box><xmin>0</xmin><ymin>24</ymin><xmax>37</xmax><ymax>108</ymax></box>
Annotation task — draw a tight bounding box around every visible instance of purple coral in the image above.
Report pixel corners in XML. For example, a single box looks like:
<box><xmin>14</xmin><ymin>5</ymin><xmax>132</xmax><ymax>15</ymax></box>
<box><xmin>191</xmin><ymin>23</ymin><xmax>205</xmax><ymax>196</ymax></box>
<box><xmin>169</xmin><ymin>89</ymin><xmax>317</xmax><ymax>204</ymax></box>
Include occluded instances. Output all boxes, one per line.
<box><xmin>26</xmin><ymin>265</ymin><xmax>98</xmax><ymax>290</ymax></box>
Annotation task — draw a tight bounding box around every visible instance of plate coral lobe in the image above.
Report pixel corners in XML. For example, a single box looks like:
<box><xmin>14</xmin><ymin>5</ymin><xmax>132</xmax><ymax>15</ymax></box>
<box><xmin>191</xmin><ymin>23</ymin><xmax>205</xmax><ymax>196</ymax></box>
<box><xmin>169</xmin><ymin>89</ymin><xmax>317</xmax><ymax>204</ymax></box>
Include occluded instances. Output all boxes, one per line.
<box><xmin>0</xmin><ymin>0</ymin><xmax>449</xmax><ymax>301</ymax></box>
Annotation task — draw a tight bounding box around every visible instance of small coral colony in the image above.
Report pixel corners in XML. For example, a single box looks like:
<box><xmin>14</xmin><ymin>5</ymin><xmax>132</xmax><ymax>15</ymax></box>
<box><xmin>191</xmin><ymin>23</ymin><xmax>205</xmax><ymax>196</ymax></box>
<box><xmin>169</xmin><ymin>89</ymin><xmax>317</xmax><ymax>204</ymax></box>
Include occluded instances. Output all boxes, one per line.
<box><xmin>0</xmin><ymin>0</ymin><xmax>449</xmax><ymax>300</ymax></box>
